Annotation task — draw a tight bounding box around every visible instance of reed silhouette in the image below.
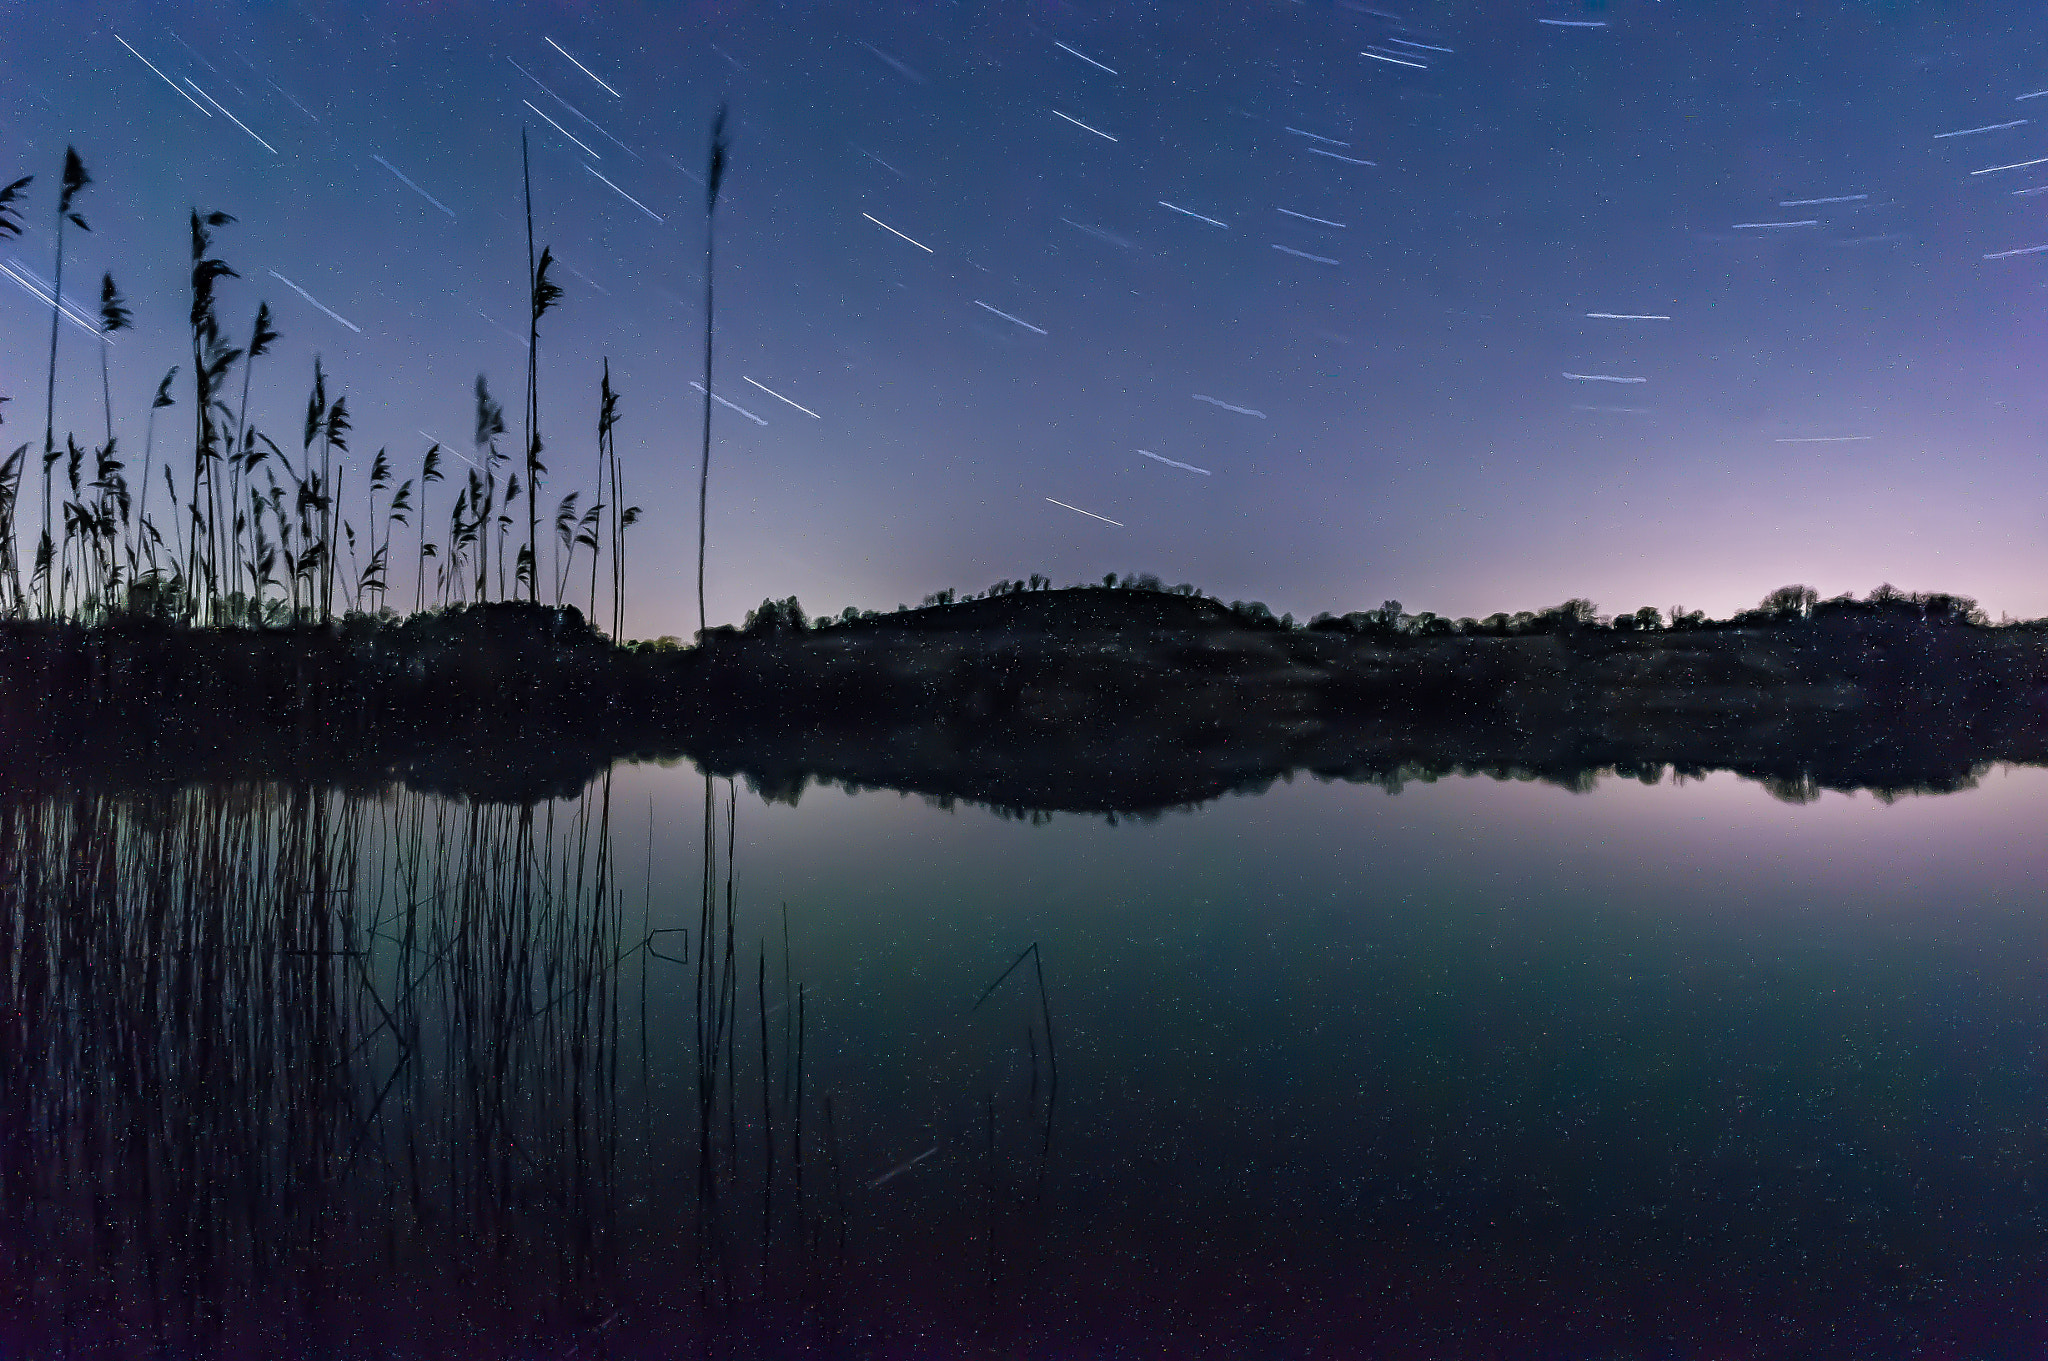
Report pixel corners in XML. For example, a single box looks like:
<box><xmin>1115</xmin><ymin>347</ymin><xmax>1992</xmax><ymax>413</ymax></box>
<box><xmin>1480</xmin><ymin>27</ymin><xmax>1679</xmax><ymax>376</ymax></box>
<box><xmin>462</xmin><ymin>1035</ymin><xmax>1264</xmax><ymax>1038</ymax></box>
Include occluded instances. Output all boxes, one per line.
<box><xmin>696</xmin><ymin>101</ymin><xmax>730</xmax><ymax>640</ymax></box>
<box><xmin>36</xmin><ymin>150</ymin><xmax>90</xmax><ymax>615</ymax></box>
<box><xmin>0</xmin><ymin>146</ymin><xmax>639</xmax><ymax>634</ymax></box>
<box><xmin>521</xmin><ymin>129</ymin><xmax>566</xmax><ymax>604</ymax></box>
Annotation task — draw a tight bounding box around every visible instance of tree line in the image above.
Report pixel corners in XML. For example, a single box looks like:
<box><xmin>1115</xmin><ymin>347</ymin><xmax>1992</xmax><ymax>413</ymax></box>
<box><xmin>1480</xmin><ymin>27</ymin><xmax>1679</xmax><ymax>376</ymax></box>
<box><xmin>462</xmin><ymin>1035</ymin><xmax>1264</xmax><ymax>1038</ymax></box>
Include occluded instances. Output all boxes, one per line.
<box><xmin>730</xmin><ymin>577</ymin><xmax>2027</xmax><ymax>642</ymax></box>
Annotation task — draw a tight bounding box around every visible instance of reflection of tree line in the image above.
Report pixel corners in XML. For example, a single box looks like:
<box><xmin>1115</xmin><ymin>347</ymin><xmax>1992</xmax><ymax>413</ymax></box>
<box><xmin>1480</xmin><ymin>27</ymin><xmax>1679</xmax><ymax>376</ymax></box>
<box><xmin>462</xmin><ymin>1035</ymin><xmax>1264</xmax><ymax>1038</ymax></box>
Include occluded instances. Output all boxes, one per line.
<box><xmin>0</xmin><ymin>776</ymin><xmax>1058</xmax><ymax>1354</ymax></box>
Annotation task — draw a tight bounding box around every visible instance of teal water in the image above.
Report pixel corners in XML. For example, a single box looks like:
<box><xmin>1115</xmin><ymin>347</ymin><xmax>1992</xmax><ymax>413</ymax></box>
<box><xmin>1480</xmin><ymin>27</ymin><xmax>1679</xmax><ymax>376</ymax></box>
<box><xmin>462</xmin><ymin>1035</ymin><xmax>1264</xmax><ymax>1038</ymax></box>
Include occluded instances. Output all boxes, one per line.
<box><xmin>607</xmin><ymin>760</ymin><xmax>2048</xmax><ymax>1353</ymax></box>
<box><xmin>6</xmin><ymin>761</ymin><xmax>2045</xmax><ymax>1356</ymax></box>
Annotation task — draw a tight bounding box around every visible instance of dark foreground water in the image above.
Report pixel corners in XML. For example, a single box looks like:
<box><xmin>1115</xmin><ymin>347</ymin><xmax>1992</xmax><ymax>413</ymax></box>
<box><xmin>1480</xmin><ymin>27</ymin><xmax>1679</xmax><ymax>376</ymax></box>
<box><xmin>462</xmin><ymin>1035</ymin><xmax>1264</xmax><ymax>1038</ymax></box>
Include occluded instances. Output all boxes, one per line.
<box><xmin>4</xmin><ymin>759</ymin><xmax>2046</xmax><ymax>1358</ymax></box>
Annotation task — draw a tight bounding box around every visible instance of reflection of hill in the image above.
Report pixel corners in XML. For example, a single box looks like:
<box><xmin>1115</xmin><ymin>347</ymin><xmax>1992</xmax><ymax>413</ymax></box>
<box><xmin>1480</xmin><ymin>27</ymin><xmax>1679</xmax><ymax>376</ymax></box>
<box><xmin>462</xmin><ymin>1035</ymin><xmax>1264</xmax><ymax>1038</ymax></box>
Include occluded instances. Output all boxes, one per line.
<box><xmin>2</xmin><ymin>595</ymin><xmax>2045</xmax><ymax>808</ymax></box>
<box><xmin>673</xmin><ymin>600</ymin><xmax>2048</xmax><ymax>812</ymax></box>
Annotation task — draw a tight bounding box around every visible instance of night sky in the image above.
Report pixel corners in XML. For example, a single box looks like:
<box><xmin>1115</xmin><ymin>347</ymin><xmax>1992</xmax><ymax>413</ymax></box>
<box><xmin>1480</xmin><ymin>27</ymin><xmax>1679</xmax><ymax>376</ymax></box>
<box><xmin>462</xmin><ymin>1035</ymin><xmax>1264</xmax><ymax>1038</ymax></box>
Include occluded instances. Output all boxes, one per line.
<box><xmin>4</xmin><ymin>0</ymin><xmax>2047</xmax><ymax>637</ymax></box>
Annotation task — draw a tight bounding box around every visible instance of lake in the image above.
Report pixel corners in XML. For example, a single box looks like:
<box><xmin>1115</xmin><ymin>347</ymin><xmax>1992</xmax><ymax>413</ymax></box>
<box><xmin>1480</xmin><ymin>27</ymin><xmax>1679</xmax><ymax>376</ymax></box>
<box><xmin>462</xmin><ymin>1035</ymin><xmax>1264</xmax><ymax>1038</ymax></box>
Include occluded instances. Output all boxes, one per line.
<box><xmin>5</xmin><ymin>758</ymin><xmax>2045</xmax><ymax>1357</ymax></box>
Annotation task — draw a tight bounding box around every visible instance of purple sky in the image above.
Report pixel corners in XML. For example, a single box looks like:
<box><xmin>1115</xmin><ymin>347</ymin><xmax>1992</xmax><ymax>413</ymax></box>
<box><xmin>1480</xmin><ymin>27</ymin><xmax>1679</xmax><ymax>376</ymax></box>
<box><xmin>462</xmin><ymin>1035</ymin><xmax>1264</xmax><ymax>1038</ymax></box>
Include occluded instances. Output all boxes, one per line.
<box><xmin>4</xmin><ymin>0</ymin><xmax>2047</xmax><ymax>635</ymax></box>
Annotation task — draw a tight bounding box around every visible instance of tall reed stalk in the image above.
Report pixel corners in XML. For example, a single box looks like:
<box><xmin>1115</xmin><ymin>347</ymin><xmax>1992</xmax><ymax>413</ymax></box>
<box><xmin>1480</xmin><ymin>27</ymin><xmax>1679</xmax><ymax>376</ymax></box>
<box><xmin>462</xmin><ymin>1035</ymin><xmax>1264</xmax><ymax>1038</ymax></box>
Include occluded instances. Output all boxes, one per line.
<box><xmin>41</xmin><ymin>149</ymin><xmax>91</xmax><ymax>617</ymax></box>
<box><xmin>97</xmin><ymin>273</ymin><xmax>129</xmax><ymax>449</ymax></box>
<box><xmin>473</xmin><ymin>376</ymin><xmax>505</xmax><ymax>603</ymax></box>
<box><xmin>521</xmin><ymin>132</ymin><xmax>564</xmax><ymax>605</ymax></box>
<box><xmin>186</xmin><ymin>208</ymin><xmax>241</xmax><ymax>624</ymax></box>
<box><xmin>228</xmin><ymin>303</ymin><xmax>279</xmax><ymax>620</ymax></box>
<box><xmin>414</xmin><ymin>442</ymin><xmax>443</xmax><ymax>614</ymax></box>
<box><xmin>0</xmin><ymin>171</ymin><xmax>28</xmax><ymax>612</ymax></box>
<box><xmin>591</xmin><ymin>362</ymin><xmax>615</xmax><ymax>627</ymax></box>
<box><xmin>523</xmin><ymin>131</ymin><xmax>539</xmax><ymax>602</ymax></box>
<box><xmin>132</xmin><ymin>367</ymin><xmax>177</xmax><ymax>590</ymax></box>
<box><xmin>696</xmin><ymin>104</ymin><xmax>729</xmax><ymax>640</ymax></box>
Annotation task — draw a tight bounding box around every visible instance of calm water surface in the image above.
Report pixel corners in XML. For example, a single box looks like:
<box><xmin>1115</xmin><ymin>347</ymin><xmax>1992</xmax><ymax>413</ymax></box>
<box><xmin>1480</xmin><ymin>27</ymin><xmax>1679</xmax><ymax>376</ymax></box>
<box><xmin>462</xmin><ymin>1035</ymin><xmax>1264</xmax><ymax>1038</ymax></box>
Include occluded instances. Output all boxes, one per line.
<box><xmin>6</xmin><ymin>762</ymin><xmax>2046</xmax><ymax>1357</ymax></box>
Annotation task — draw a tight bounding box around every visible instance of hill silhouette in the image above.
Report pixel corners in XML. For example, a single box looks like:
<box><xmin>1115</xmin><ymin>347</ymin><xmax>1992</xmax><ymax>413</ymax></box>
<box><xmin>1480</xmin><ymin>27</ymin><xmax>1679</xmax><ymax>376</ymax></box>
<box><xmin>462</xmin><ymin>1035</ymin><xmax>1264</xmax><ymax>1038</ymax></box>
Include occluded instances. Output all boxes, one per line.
<box><xmin>3</xmin><ymin>582</ymin><xmax>2045</xmax><ymax>809</ymax></box>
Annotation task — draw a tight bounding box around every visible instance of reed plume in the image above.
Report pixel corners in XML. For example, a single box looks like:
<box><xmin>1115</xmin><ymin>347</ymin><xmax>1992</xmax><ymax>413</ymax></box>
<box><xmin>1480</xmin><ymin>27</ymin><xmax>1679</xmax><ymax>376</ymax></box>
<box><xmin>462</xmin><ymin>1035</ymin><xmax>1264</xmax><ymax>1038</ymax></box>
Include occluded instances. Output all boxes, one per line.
<box><xmin>96</xmin><ymin>273</ymin><xmax>130</xmax><ymax>448</ymax></box>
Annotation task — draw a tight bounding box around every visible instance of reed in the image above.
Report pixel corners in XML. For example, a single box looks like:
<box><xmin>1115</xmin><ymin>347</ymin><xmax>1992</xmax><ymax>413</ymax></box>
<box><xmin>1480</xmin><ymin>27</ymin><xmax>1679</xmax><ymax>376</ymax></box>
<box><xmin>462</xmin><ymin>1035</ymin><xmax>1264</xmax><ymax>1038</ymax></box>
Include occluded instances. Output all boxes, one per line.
<box><xmin>41</xmin><ymin>148</ymin><xmax>90</xmax><ymax>618</ymax></box>
<box><xmin>1</xmin><ymin>146</ymin><xmax>638</xmax><ymax>635</ymax></box>
<box><xmin>96</xmin><ymin>273</ymin><xmax>129</xmax><ymax>448</ymax></box>
<box><xmin>132</xmin><ymin>366</ymin><xmax>177</xmax><ymax>589</ymax></box>
<box><xmin>971</xmin><ymin>941</ymin><xmax>1059</xmax><ymax>1155</ymax></box>
<box><xmin>413</xmin><ymin>442</ymin><xmax>443</xmax><ymax>615</ymax></box>
<box><xmin>227</xmin><ymin>302</ymin><xmax>280</xmax><ymax>620</ymax></box>
<box><xmin>521</xmin><ymin>132</ymin><xmax>566</xmax><ymax>605</ymax></box>
<box><xmin>185</xmin><ymin>208</ymin><xmax>241</xmax><ymax>623</ymax></box>
<box><xmin>0</xmin><ymin>174</ymin><xmax>25</xmax><ymax>612</ymax></box>
<box><xmin>470</xmin><ymin>374</ymin><xmax>500</xmax><ymax>602</ymax></box>
<box><xmin>591</xmin><ymin>361</ymin><xmax>615</xmax><ymax>625</ymax></box>
<box><xmin>696</xmin><ymin>103</ymin><xmax>730</xmax><ymax>639</ymax></box>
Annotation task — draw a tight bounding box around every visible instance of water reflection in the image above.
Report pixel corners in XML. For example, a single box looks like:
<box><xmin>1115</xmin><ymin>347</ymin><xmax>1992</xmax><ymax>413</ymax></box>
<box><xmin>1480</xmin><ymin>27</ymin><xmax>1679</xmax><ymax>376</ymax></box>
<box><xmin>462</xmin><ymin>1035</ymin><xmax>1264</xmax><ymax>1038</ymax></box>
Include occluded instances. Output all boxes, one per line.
<box><xmin>0</xmin><ymin>776</ymin><xmax>1031</xmax><ymax>1356</ymax></box>
<box><xmin>3</xmin><ymin>762</ymin><xmax>2045</xmax><ymax>1355</ymax></box>
<box><xmin>0</xmin><ymin>784</ymin><xmax>616</xmax><ymax>1351</ymax></box>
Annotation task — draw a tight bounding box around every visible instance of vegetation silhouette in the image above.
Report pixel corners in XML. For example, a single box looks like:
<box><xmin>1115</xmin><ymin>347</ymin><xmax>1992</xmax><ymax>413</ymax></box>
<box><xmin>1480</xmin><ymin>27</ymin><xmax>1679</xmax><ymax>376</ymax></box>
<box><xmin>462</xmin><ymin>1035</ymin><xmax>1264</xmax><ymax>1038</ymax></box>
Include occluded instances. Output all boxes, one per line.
<box><xmin>5</xmin><ymin>143</ymin><xmax>2048</xmax><ymax>819</ymax></box>
<box><xmin>1</xmin><ymin>577</ymin><xmax>2043</xmax><ymax>816</ymax></box>
<box><xmin>0</xmin><ymin>145</ymin><xmax>641</xmax><ymax>633</ymax></box>
<box><xmin>696</xmin><ymin>101</ymin><xmax>731</xmax><ymax>640</ymax></box>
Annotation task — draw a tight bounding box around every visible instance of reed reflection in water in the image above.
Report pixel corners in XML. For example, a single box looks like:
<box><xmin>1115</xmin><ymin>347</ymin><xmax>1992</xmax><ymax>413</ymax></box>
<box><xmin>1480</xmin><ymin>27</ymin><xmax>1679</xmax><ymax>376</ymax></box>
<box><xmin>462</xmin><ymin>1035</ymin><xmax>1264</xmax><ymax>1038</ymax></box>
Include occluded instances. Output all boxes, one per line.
<box><xmin>0</xmin><ymin>774</ymin><xmax>1042</xmax><ymax>1356</ymax></box>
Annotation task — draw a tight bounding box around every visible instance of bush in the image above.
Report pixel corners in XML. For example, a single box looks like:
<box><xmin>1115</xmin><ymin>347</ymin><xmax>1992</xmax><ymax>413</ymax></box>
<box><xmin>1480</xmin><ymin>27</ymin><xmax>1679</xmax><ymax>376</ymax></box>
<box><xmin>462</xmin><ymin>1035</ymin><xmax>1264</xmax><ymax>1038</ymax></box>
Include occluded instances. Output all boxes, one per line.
<box><xmin>1759</xmin><ymin>584</ymin><xmax>1819</xmax><ymax>620</ymax></box>
<box><xmin>1525</xmin><ymin>598</ymin><xmax>1599</xmax><ymax>633</ymax></box>
<box><xmin>742</xmin><ymin>596</ymin><xmax>808</xmax><ymax>634</ymax></box>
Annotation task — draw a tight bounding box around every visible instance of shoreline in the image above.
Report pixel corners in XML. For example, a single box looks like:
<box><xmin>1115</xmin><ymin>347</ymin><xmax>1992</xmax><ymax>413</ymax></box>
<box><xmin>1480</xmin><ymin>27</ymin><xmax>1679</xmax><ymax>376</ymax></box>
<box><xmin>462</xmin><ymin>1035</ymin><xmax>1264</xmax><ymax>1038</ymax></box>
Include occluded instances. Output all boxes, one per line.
<box><xmin>3</xmin><ymin>596</ymin><xmax>2045</xmax><ymax>808</ymax></box>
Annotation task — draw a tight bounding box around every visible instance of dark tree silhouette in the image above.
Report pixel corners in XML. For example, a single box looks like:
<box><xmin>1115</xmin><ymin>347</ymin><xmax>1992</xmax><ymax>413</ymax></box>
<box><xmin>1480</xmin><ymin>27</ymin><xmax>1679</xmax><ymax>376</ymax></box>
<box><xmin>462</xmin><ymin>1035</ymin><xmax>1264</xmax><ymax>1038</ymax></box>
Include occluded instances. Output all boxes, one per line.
<box><xmin>1760</xmin><ymin>584</ymin><xmax>1819</xmax><ymax>619</ymax></box>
